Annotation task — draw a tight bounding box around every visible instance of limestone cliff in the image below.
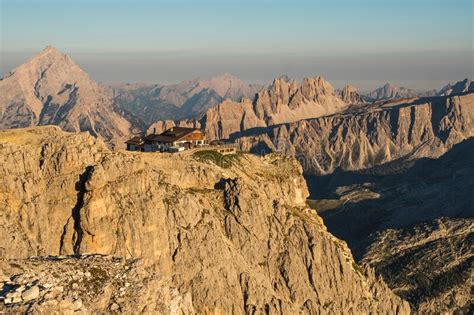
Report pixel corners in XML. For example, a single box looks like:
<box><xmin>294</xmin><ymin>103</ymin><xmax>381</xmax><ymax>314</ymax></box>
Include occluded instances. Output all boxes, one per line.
<box><xmin>0</xmin><ymin>126</ymin><xmax>409</xmax><ymax>314</ymax></box>
<box><xmin>0</xmin><ymin>46</ymin><xmax>131</xmax><ymax>148</ymax></box>
<box><xmin>148</xmin><ymin>76</ymin><xmax>348</xmax><ymax>140</ymax></box>
<box><xmin>237</xmin><ymin>93</ymin><xmax>474</xmax><ymax>175</ymax></box>
<box><xmin>338</xmin><ymin>85</ymin><xmax>365</xmax><ymax>104</ymax></box>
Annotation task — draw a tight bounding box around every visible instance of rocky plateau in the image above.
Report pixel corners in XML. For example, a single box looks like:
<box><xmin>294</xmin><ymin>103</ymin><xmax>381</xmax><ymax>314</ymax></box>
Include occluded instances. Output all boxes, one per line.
<box><xmin>0</xmin><ymin>126</ymin><xmax>409</xmax><ymax>314</ymax></box>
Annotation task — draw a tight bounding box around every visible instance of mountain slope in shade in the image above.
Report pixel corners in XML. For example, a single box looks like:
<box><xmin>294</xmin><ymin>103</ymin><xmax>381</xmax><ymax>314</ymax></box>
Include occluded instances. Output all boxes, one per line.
<box><xmin>416</xmin><ymin>89</ymin><xmax>438</xmax><ymax>97</ymax></box>
<box><xmin>307</xmin><ymin>138</ymin><xmax>474</xmax><ymax>313</ymax></box>
<box><xmin>148</xmin><ymin>76</ymin><xmax>349</xmax><ymax>139</ymax></box>
<box><xmin>179</xmin><ymin>88</ymin><xmax>224</xmax><ymax>117</ymax></box>
<box><xmin>437</xmin><ymin>78</ymin><xmax>473</xmax><ymax>96</ymax></box>
<box><xmin>0</xmin><ymin>46</ymin><xmax>131</xmax><ymax>147</ymax></box>
<box><xmin>367</xmin><ymin>83</ymin><xmax>418</xmax><ymax>101</ymax></box>
<box><xmin>107</xmin><ymin>82</ymin><xmax>181</xmax><ymax>128</ymax></box>
<box><xmin>111</xmin><ymin>73</ymin><xmax>263</xmax><ymax>124</ymax></box>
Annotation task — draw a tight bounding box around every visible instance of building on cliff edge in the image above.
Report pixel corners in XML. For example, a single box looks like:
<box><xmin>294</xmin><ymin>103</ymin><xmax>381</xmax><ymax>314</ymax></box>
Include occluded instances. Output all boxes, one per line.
<box><xmin>126</xmin><ymin>127</ymin><xmax>207</xmax><ymax>152</ymax></box>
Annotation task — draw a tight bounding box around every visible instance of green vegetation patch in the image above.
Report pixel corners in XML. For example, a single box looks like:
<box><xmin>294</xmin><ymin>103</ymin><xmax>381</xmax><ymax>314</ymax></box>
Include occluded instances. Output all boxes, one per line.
<box><xmin>290</xmin><ymin>206</ymin><xmax>321</xmax><ymax>226</ymax></box>
<box><xmin>192</xmin><ymin>150</ymin><xmax>240</xmax><ymax>168</ymax></box>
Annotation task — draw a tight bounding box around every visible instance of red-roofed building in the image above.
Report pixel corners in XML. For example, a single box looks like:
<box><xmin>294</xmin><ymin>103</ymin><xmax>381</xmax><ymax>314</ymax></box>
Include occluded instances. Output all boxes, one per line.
<box><xmin>126</xmin><ymin>127</ymin><xmax>207</xmax><ymax>152</ymax></box>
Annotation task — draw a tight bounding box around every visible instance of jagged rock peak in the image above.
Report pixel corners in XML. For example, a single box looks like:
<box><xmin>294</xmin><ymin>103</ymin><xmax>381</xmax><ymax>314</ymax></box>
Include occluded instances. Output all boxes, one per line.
<box><xmin>28</xmin><ymin>45</ymin><xmax>71</xmax><ymax>63</ymax></box>
<box><xmin>40</xmin><ymin>45</ymin><xmax>61</xmax><ymax>54</ymax></box>
<box><xmin>266</xmin><ymin>75</ymin><xmax>334</xmax><ymax>95</ymax></box>
<box><xmin>151</xmin><ymin>74</ymin><xmax>348</xmax><ymax>141</ymax></box>
<box><xmin>238</xmin><ymin>92</ymin><xmax>474</xmax><ymax>175</ymax></box>
<box><xmin>277</xmin><ymin>74</ymin><xmax>291</xmax><ymax>82</ymax></box>
<box><xmin>341</xmin><ymin>84</ymin><xmax>358</xmax><ymax>94</ymax></box>
<box><xmin>265</xmin><ymin>77</ymin><xmax>292</xmax><ymax>98</ymax></box>
<box><xmin>340</xmin><ymin>84</ymin><xmax>365</xmax><ymax>104</ymax></box>
<box><xmin>299</xmin><ymin>76</ymin><xmax>335</xmax><ymax>97</ymax></box>
<box><xmin>2</xmin><ymin>45</ymin><xmax>74</xmax><ymax>80</ymax></box>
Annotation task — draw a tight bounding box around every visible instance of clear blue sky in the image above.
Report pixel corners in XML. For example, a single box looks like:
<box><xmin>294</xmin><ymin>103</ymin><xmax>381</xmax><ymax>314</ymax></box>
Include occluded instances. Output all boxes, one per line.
<box><xmin>1</xmin><ymin>0</ymin><xmax>473</xmax><ymax>91</ymax></box>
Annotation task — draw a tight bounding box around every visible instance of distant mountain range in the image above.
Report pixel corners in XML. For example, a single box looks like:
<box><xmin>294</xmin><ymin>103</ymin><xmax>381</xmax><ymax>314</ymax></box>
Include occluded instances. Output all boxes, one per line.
<box><xmin>107</xmin><ymin>73</ymin><xmax>263</xmax><ymax>125</ymax></box>
<box><xmin>365</xmin><ymin>83</ymin><xmax>419</xmax><ymax>101</ymax></box>
<box><xmin>364</xmin><ymin>79</ymin><xmax>473</xmax><ymax>102</ymax></box>
<box><xmin>1</xmin><ymin>45</ymin><xmax>472</xmax><ymax>148</ymax></box>
<box><xmin>437</xmin><ymin>78</ymin><xmax>474</xmax><ymax>96</ymax></box>
<box><xmin>148</xmin><ymin>76</ymin><xmax>349</xmax><ymax>140</ymax></box>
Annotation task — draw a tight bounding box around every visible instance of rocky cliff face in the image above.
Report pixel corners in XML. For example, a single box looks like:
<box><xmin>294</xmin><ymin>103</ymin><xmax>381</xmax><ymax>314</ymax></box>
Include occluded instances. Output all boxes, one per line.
<box><xmin>0</xmin><ymin>46</ymin><xmax>131</xmax><ymax>148</ymax></box>
<box><xmin>338</xmin><ymin>85</ymin><xmax>365</xmax><ymax>104</ymax></box>
<box><xmin>149</xmin><ymin>76</ymin><xmax>348</xmax><ymax>140</ymax></box>
<box><xmin>0</xmin><ymin>126</ymin><xmax>409</xmax><ymax>314</ymax></box>
<box><xmin>237</xmin><ymin>93</ymin><xmax>474</xmax><ymax>175</ymax></box>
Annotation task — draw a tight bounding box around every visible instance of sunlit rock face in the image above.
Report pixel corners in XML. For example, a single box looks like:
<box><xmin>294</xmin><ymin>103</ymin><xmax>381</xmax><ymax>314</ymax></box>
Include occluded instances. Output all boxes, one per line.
<box><xmin>237</xmin><ymin>93</ymin><xmax>474</xmax><ymax>175</ymax></box>
<box><xmin>149</xmin><ymin>75</ymin><xmax>349</xmax><ymax>141</ymax></box>
<box><xmin>0</xmin><ymin>126</ymin><xmax>408</xmax><ymax>314</ymax></box>
<box><xmin>0</xmin><ymin>46</ymin><xmax>131</xmax><ymax>148</ymax></box>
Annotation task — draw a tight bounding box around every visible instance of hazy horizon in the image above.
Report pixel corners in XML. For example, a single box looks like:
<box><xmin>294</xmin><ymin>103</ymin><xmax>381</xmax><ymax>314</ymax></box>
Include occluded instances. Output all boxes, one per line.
<box><xmin>1</xmin><ymin>0</ymin><xmax>473</xmax><ymax>91</ymax></box>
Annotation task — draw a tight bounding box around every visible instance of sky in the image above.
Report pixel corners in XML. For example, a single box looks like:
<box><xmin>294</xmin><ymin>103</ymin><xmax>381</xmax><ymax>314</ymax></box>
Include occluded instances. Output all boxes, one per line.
<box><xmin>1</xmin><ymin>0</ymin><xmax>473</xmax><ymax>91</ymax></box>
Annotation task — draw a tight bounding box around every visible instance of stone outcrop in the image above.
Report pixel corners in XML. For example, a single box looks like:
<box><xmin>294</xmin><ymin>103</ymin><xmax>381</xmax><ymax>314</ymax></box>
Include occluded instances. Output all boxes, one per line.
<box><xmin>0</xmin><ymin>255</ymin><xmax>194</xmax><ymax>314</ymax></box>
<box><xmin>237</xmin><ymin>93</ymin><xmax>474</xmax><ymax>175</ymax></box>
<box><xmin>0</xmin><ymin>126</ymin><xmax>409</xmax><ymax>314</ymax></box>
<box><xmin>0</xmin><ymin>46</ymin><xmax>131</xmax><ymax>148</ymax></box>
